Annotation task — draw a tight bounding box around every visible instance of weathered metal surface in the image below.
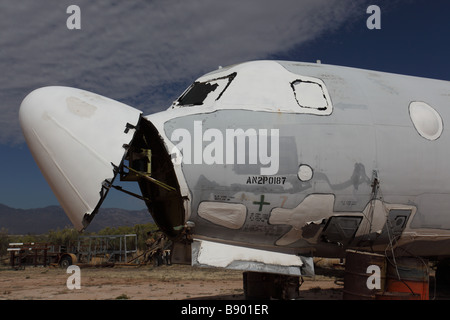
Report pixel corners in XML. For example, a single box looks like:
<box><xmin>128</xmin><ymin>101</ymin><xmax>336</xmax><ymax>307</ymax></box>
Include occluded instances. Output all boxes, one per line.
<box><xmin>343</xmin><ymin>250</ymin><xmax>386</xmax><ymax>300</ymax></box>
<box><xmin>382</xmin><ymin>256</ymin><xmax>429</xmax><ymax>300</ymax></box>
<box><xmin>19</xmin><ymin>60</ymin><xmax>450</xmax><ymax>280</ymax></box>
<box><xmin>192</xmin><ymin>239</ymin><xmax>314</xmax><ymax>277</ymax></box>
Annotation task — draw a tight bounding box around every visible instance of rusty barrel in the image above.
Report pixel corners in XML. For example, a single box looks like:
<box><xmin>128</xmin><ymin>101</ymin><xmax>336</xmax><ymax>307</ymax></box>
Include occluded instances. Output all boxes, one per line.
<box><xmin>376</xmin><ymin>256</ymin><xmax>429</xmax><ymax>300</ymax></box>
<box><xmin>343</xmin><ymin>250</ymin><xmax>386</xmax><ymax>300</ymax></box>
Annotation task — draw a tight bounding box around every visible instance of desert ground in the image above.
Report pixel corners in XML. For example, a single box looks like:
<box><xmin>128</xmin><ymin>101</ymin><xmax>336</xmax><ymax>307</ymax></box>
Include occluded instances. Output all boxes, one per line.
<box><xmin>0</xmin><ymin>262</ymin><xmax>344</xmax><ymax>300</ymax></box>
<box><xmin>2</xmin><ymin>258</ymin><xmax>448</xmax><ymax>301</ymax></box>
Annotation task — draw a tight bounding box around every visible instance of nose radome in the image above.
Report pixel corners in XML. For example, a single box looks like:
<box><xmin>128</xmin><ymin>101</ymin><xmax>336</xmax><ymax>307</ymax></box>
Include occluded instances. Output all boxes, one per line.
<box><xmin>19</xmin><ymin>86</ymin><xmax>142</xmax><ymax>231</ymax></box>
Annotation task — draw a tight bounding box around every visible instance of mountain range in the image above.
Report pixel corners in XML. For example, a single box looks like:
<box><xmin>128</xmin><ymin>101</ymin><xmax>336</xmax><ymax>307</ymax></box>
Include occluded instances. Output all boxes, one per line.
<box><xmin>0</xmin><ymin>203</ymin><xmax>154</xmax><ymax>234</ymax></box>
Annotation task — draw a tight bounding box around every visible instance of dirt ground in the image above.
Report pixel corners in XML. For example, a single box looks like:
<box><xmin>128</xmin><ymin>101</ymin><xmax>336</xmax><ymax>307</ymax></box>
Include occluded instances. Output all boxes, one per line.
<box><xmin>2</xmin><ymin>259</ymin><xmax>447</xmax><ymax>301</ymax></box>
<box><xmin>0</xmin><ymin>262</ymin><xmax>344</xmax><ymax>300</ymax></box>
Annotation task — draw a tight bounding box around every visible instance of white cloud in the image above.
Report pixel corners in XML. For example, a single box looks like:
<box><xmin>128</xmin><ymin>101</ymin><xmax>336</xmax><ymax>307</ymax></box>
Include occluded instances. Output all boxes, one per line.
<box><xmin>0</xmin><ymin>0</ymin><xmax>366</xmax><ymax>145</ymax></box>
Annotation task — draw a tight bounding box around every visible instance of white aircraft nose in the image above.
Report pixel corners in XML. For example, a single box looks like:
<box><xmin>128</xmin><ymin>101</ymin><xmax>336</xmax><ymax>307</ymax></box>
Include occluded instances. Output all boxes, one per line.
<box><xmin>19</xmin><ymin>86</ymin><xmax>142</xmax><ymax>231</ymax></box>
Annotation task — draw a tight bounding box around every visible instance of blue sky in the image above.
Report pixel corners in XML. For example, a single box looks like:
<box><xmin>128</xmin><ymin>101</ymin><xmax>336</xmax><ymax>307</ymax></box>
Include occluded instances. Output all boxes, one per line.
<box><xmin>1</xmin><ymin>0</ymin><xmax>449</xmax><ymax>210</ymax></box>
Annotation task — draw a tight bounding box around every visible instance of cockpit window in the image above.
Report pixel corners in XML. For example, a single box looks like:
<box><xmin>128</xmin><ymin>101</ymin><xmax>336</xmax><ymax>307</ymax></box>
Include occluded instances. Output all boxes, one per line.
<box><xmin>291</xmin><ymin>80</ymin><xmax>329</xmax><ymax>111</ymax></box>
<box><xmin>175</xmin><ymin>72</ymin><xmax>236</xmax><ymax>107</ymax></box>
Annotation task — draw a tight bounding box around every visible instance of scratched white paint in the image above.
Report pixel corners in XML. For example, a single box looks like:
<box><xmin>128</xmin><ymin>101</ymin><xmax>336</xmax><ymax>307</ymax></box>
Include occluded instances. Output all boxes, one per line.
<box><xmin>195</xmin><ymin>239</ymin><xmax>303</xmax><ymax>268</ymax></box>
<box><xmin>198</xmin><ymin>201</ymin><xmax>247</xmax><ymax>229</ymax></box>
<box><xmin>66</xmin><ymin>97</ymin><xmax>97</xmax><ymax>118</ymax></box>
<box><xmin>270</xmin><ymin>194</ymin><xmax>336</xmax><ymax>246</ymax></box>
<box><xmin>173</xmin><ymin>61</ymin><xmax>333</xmax><ymax>115</ymax></box>
<box><xmin>270</xmin><ymin>194</ymin><xmax>418</xmax><ymax>248</ymax></box>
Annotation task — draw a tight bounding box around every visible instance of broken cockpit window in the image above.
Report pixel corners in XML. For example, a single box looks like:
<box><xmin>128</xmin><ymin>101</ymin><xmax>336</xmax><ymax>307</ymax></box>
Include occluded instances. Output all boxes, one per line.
<box><xmin>174</xmin><ymin>72</ymin><xmax>236</xmax><ymax>107</ymax></box>
<box><xmin>291</xmin><ymin>80</ymin><xmax>329</xmax><ymax>111</ymax></box>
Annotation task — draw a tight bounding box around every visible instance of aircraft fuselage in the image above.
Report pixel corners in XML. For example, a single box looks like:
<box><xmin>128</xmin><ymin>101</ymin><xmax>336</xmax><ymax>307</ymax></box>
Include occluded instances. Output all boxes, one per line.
<box><xmin>139</xmin><ymin>61</ymin><xmax>450</xmax><ymax>259</ymax></box>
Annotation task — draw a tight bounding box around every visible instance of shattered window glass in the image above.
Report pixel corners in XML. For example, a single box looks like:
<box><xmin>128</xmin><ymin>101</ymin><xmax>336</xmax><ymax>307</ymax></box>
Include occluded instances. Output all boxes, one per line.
<box><xmin>174</xmin><ymin>72</ymin><xmax>236</xmax><ymax>107</ymax></box>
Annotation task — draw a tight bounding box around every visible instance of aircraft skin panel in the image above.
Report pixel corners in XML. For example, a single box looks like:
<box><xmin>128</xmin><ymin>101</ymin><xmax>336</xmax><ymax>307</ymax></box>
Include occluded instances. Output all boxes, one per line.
<box><xmin>192</xmin><ymin>239</ymin><xmax>314</xmax><ymax>277</ymax></box>
<box><xmin>172</xmin><ymin>60</ymin><xmax>333</xmax><ymax>115</ymax></box>
<box><xmin>19</xmin><ymin>86</ymin><xmax>141</xmax><ymax>231</ymax></box>
<box><xmin>159</xmin><ymin>110</ymin><xmax>375</xmax><ymax>250</ymax></box>
<box><xmin>19</xmin><ymin>60</ymin><xmax>450</xmax><ymax>260</ymax></box>
<box><xmin>146</xmin><ymin>60</ymin><xmax>450</xmax><ymax>257</ymax></box>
